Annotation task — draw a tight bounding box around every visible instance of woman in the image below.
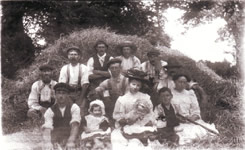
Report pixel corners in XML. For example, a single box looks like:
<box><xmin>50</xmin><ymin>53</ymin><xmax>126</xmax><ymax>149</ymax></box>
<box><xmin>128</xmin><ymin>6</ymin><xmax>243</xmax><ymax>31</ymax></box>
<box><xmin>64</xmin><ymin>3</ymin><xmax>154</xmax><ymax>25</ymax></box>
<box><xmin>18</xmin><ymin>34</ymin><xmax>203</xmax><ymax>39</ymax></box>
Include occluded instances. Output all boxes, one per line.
<box><xmin>171</xmin><ymin>74</ymin><xmax>218</xmax><ymax>145</ymax></box>
<box><xmin>116</xmin><ymin>41</ymin><xmax>141</xmax><ymax>74</ymax></box>
<box><xmin>111</xmin><ymin>68</ymin><xmax>157</xmax><ymax>150</ymax></box>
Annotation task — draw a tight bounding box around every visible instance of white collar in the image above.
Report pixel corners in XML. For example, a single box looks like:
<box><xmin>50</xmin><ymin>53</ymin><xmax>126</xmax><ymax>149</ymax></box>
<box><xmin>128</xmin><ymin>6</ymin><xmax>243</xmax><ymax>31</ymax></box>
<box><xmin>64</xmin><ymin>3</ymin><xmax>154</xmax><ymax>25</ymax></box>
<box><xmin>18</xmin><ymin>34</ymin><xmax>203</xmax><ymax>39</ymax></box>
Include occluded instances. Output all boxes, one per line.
<box><xmin>97</xmin><ymin>53</ymin><xmax>106</xmax><ymax>59</ymax></box>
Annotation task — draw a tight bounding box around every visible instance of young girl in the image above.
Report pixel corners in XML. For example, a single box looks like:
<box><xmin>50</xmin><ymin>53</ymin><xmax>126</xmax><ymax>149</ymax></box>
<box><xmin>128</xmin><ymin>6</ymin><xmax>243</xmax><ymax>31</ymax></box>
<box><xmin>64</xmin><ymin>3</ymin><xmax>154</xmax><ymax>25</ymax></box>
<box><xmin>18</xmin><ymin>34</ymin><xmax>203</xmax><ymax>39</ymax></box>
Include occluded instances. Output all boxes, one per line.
<box><xmin>111</xmin><ymin>68</ymin><xmax>157</xmax><ymax>150</ymax></box>
<box><xmin>81</xmin><ymin>100</ymin><xmax>111</xmax><ymax>149</ymax></box>
<box><xmin>154</xmin><ymin>87</ymin><xmax>180</xmax><ymax>145</ymax></box>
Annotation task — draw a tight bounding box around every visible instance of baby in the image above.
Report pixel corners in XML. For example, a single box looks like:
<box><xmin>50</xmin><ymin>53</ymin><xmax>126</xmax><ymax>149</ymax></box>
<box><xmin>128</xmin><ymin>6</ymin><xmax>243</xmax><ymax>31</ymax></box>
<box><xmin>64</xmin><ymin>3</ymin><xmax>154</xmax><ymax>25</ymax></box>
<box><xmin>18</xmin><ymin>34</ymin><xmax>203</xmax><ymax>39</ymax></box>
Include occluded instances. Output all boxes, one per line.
<box><xmin>81</xmin><ymin>100</ymin><xmax>111</xmax><ymax>150</ymax></box>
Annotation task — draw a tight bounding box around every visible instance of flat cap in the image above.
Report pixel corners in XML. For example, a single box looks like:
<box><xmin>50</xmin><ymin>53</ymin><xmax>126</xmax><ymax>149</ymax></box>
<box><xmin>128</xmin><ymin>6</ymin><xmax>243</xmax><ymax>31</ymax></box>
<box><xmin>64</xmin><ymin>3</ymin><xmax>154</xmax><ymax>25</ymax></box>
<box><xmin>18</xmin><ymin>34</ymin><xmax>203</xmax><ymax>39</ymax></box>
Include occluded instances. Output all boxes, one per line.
<box><xmin>147</xmin><ymin>49</ymin><xmax>160</xmax><ymax>57</ymax></box>
<box><xmin>106</xmin><ymin>58</ymin><xmax>122</xmax><ymax>69</ymax></box>
<box><xmin>66</xmin><ymin>46</ymin><xmax>81</xmax><ymax>55</ymax></box>
<box><xmin>39</xmin><ymin>64</ymin><xmax>54</xmax><ymax>71</ymax></box>
<box><xmin>54</xmin><ymin>83</ymin><xmax>72</xmax><ymax>92</ymax></box>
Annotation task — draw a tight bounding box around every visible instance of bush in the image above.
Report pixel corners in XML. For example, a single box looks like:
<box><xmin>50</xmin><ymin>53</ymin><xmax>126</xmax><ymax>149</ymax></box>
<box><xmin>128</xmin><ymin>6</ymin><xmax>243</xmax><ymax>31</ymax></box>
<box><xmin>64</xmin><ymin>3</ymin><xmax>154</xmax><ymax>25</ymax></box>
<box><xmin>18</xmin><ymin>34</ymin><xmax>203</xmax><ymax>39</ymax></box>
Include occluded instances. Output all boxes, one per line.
<box><xmin>2</xmin><ymin>28</ymin><xmax>243</xmax><ymax>148</ymax></box>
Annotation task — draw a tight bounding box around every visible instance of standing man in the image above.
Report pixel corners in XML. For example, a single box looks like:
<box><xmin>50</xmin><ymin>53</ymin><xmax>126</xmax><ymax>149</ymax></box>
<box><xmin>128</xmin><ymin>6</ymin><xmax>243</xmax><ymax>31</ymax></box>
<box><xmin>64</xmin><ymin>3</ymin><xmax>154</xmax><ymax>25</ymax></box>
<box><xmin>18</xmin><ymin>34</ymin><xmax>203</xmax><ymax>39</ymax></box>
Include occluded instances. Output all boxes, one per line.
<box><xmin>87</xmin><ymin>40</ymin><xmax>113</xmax><ymax>90</ymax></box>
<box><xmin>59</xmin><ymin>46</ymin><xmax>89</xmax><ymax>116</ymax></box>
<box><xmin>27</xmin><ymin>64</ymin><xmax>57</xmax><ymax>120</ymax></box>
<box><xmin>94</xmin><ymin>58</ymin><xmax>128</xmax><ymax>120</ymax></box>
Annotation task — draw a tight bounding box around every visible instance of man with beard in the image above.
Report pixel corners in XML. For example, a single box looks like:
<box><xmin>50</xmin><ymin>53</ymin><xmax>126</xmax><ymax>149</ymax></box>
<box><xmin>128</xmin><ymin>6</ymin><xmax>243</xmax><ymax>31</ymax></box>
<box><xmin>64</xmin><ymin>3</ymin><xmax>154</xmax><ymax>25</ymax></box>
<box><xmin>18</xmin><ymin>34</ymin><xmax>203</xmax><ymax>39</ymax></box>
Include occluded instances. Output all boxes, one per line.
<box><xmin>27</xmin><ymin>64</ymin><xmax>57</xmax><ymax>120</ymax></box>
<box><xmin>59</xmin><ymin>46</ymin><xmax>89</xmax><ymax>116</ymax></box>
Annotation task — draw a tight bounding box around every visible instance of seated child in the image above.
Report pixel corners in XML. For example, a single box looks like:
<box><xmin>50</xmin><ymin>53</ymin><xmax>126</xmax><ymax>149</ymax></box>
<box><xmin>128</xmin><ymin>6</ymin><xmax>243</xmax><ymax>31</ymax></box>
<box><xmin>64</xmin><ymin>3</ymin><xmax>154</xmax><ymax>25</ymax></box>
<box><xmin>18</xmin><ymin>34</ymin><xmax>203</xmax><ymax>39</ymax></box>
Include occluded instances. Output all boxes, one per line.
<box><xmin>121</xmin><ymin>99</ymin><xmax>157</xmax><ymax>146</ymax></box>
<box><xmin>154</xmin><ymin>87</ymin><xmax>180</xmax><ymax>145</ymax></box>
<box><xmin>81</xmin><ymin>99</ymin><xmax>111</xmax><ymax>149</ymax></box>
<box><xmin>42</xmin><ymin>83</ymin><xmax>81</xmax><ymax>150</ymax></box>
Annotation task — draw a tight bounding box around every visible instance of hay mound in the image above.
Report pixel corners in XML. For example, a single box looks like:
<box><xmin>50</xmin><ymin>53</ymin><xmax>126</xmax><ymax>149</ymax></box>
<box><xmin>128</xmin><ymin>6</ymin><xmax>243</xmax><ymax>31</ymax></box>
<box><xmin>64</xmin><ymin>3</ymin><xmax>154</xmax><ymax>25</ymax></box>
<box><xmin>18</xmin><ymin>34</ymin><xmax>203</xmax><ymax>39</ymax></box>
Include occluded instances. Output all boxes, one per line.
<box><xmin>2</xmin><ymin>28</ymin><xmax>243</xmax><ymax>147</ymax></box>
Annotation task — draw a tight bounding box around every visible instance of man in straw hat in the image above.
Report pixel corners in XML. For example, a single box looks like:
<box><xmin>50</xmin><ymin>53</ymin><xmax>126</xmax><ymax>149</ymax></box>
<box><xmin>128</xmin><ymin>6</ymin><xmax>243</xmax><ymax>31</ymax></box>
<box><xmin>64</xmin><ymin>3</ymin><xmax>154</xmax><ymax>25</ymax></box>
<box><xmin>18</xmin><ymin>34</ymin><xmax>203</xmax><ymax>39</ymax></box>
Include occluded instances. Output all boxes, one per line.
<box><xmin>116</xmin><ymin>40</ymin><xmax>141</xmax><ymax>74</ymax></box>
<box><xmin>27</xmin><ymin>64</ymin><xmax>57</xmax><ymax>120</ymax></box>
<box><xmin>94</xmin><ymin>58</ymin><xmax>129</xmax><ymax>120</ymax></box>
<box><xmin>140</xmin><ymin>48</ymin><xmax>168</xmax><ymax>87</ymax></box>
<box><xmin>59</xmin><ymin>46</ymin><xmax>89</xmax><ymax>116</ymax></box>
<box><xmin>87</xmin><ymin>40</ymin><xmax>113</xmax><ymax>90</ymax></box>
<box><xmin>42</xmin><ymin>83</ymin><xmax>81</xmax><ymax>149</ymax></box>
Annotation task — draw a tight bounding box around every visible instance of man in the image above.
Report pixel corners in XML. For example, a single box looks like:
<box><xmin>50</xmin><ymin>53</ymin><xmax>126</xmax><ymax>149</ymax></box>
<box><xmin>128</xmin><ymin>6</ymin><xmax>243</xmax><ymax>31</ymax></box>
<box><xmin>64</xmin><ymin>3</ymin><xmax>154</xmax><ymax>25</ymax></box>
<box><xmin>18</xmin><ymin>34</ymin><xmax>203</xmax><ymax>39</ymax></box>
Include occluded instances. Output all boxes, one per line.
<box><xmin>59</xmin><ymin>46</ymin><xmax>89</xmax><ymax>116</ymax></box>
<box><xmin>87</xmin><ymin>40</ymin><xmax>113</xmax><ymax>90</ymax></box>
<box><xmin>94</xmin><ymin>58</ymin><xmax>128</xmax><ymax>120</ymax></box>
<box><xmin>140</xmin><ymin>49</ymin><xmax>168</xmax><ymax>87</ymax></box>
<box><xmin>42</xmin><ymin>83</ymin><xmax>81</xmax><ymax>150</ymax></box>
<box><xmin>27</xmin><ymin>64</ymin><xmax>57</xmax><ymax>120</ymax></box>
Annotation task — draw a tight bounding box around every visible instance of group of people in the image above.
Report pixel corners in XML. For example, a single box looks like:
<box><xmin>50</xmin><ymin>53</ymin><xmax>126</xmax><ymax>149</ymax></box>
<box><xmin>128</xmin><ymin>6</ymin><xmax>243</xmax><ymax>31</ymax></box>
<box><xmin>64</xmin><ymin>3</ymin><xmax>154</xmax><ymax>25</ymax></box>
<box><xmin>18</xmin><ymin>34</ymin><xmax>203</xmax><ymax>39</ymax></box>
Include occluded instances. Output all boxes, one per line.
<box><xmin>27</xmin><ymin>40</ymin><xmax>218</xmax><ymax>150</ymax></box>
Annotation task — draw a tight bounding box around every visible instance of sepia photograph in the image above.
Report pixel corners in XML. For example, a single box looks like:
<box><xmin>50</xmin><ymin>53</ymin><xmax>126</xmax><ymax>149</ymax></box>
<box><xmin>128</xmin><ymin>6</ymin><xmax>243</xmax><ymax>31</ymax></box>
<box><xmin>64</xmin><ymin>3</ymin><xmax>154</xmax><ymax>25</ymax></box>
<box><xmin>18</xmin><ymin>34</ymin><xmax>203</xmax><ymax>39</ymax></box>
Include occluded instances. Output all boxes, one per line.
<box><xmin>1</xmin><ymin>0</ymin><xmax>244</xmax><ymax>149</ymax></box>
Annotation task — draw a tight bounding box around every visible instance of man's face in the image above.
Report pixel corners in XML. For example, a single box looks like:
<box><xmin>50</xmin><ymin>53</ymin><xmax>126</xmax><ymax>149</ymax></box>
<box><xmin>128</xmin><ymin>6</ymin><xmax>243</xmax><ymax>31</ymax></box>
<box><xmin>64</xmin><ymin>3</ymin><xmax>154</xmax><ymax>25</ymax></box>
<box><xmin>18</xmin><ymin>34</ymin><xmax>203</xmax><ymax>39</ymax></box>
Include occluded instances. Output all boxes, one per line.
<box><xmin>109</xmin><ymin>63</ymin><xmax>121</xmax><ymax>78</ymax></box>
<box><xmin>68</xmin><ymin>50</ymin><xmax>80</xmax><ymax>64</ymax></box>
<box><xmin>40</xmin><ymin>70</ymin><xmax>52</xmax><ymax>83</ymax></box>
<box><xmin>122</xmin><ymin>47</ymin><xmax>132</xmax><ymax>58</ymax></box>
<box><xmin>148</xmin><ymin>54</ymin><xmax>158</xmax><ymax>65</ymax></box>
<box><xmin>55</xmin><ymin>91</ymin><xmax>68</xmax><ymax>105</ymax></box>
<box><xmin>96</xmin><ymin>44</ymin><xmax>107</xmax><ymax>56</ymax></box>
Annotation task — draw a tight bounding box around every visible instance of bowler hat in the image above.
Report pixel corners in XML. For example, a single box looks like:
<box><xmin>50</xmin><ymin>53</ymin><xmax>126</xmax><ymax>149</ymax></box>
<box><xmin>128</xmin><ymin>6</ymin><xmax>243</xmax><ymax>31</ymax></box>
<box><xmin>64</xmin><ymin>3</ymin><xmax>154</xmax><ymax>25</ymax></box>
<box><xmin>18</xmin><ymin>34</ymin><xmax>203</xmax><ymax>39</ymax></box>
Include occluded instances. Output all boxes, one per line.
<box><xmin>117</xmin><ymin>41</ymin><xmax>137</xmax><ymax>55</ymax></box>
<box><xmin>39</xmin><ymin>64</ymin><xmax>54</xmax><ymax>71</ymax></box>
<box><xmin>106</xmin><ymin>58</ymin><xmax>122</xmax><ymax>69</ymax></box>
<box><xmin>54</xmin><ymin>83</ymin><xmax>72</xmax><ymax>92</ymax></box>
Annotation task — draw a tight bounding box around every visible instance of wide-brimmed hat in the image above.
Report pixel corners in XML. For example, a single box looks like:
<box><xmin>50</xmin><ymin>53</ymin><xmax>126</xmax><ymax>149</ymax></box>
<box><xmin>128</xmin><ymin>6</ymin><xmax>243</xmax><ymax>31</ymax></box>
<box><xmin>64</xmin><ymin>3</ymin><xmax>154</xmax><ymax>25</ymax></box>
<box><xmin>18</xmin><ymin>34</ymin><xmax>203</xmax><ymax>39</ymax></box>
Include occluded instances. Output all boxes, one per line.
<box><xmin>124</xmin><ymin>68</ymin><xmax>149</xmax><ymax>83</ymax></box>
<box><xmin>39</xmin><ymin>64</ymin><xmax>54</xmax><ymax>72</ymax></box>
<box><xmin>65</xmin><ymin>46</ymin><xmax>81</xmax><ymax>55</ymax></box>
<box><xmin>106</xmin><ymin>58</ymin><xmax>122</xmax><ymax>69</ymax></box>
<box><xmin>54</xmin><ymin>83</ymin><xmax>72</xmax><ymax>92</ymax></box>
<box><xmin>147</xmin><ymin>49</ymin><xmax>160</xmax><ymax>57</ymax></box>
<box><xmin>164</xmin><ymin>58</ymin><xmax>182</xmax><ymax>69</ymax></box>
<box><xmin>117</xmin><ymin>41</ymin><xmax>137</xmax><ymax>55</ymax></box>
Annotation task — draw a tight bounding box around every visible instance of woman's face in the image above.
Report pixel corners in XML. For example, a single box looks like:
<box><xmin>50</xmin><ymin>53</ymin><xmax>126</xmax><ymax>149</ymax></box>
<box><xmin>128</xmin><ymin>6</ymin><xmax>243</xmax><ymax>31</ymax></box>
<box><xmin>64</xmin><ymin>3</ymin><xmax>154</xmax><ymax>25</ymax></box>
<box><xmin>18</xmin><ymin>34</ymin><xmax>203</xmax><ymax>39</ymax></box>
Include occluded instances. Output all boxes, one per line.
<box><xmin>159</xmin><ymin>91</ymin><xmax>172</xmax><ymax>106</ymax></box>
<box><xmin>122</xmin><ymin>47</ymin><xmax>132</xmax><ymax>58</ymax></box>
<box><xmin>129</xmin><ymin>79</ymin><xmax>142</xmax><ymax>94</ymax></box>
<box><xmin>174</xmin><ymin>76</ymin><xmax>188</xmax><ymax>91</ymax></box>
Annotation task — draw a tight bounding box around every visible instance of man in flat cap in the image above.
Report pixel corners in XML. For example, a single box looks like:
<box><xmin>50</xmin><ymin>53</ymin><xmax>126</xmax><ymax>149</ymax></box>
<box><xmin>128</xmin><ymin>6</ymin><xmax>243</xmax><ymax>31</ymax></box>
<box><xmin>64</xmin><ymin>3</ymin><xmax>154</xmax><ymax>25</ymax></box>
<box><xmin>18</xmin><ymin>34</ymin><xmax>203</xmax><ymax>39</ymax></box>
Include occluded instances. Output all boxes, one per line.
<box><xmin>42</xmin><ymin>83</ymin><xmax>81</xmax><ymax>149</ymax></box>
<box><xmin>87</xmin><ymin>40</ymin><xmax>113</xmax><ymax>91</ymax></box>
<box><xmin>140</xmin><ymin>49</ymin><xmax>168</xmax><ymax>87</ymax></box>
<box><xmin>94</xmin><ymin>58</ymin><xmax>129</xmax><ymax>120</ymax></box>
<box><xmin>59</xmin><ymin>46</ymin><xmax>89</xmax><ymax>116</ymax></box>
<box><xmin>27</xmin><ymin>64</ymin><xmax>57</xmax><ymax>120</ymax></box>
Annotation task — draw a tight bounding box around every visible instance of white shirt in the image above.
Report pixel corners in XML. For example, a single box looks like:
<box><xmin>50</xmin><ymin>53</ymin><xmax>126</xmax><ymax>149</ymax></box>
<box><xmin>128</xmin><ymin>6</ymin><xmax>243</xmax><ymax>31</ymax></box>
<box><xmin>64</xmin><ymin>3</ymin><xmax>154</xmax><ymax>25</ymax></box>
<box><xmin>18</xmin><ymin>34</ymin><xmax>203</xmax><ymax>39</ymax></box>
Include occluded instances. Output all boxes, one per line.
<box><xmin>116</xmin><ymin>56</ymin><xmax>141</xmax><ymax>72</ymax></box>
<box><xmin>87</xmin><ymin>54</ymin><xmax>113</xmax><ymax>75</ymax></box>
<box><xmin>59</xmin><ymin>63</ymin><xmax>89</xmax><ymax>86</ymax></box>
<box><xmin>140</xmin><ymin>60</ymin><xmax>167</xmax><ymax>79</ymax></box>
<box><xmin>42</xmin><ymin>103</ymin><xmax>81</xmax><ymax>130</ymax></box>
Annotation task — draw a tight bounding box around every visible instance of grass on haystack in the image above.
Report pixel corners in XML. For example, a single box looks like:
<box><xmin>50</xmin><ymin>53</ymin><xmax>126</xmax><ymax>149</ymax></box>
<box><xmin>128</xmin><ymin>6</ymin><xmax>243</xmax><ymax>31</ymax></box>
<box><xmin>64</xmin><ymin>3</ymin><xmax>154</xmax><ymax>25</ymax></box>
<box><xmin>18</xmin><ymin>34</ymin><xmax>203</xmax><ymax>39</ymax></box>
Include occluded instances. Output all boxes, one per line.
<box><xmin>2</xmin><ymin>27</ymin><xmax>244</xmax><ymax>148</ymax></box>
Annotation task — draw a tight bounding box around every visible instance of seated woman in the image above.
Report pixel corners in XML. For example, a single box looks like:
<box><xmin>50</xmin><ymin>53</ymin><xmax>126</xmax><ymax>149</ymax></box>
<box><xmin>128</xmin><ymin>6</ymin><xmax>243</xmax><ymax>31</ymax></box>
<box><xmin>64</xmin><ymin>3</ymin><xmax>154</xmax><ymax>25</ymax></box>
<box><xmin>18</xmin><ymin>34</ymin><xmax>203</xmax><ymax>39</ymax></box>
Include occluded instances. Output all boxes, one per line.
<box><xmin>116</xmin><ymin>41</ymin><xmax>141</xmax><ymax>74</ymax></box>
<box><xmin>111</xmin><ymin>69</ymin><xmax>158</xmax><ymax>150</ymax></box>
<box><xmin>154</xmin><ymin>87</ymin><xmax>179</xmax><ymax>145</ymax></box>
<box><xmin>80</xmin><ymin>99</ymin><xmax>111</xmax><ymax>149</ymax></box>
<box><xmin>171</xmin><ymin>74</ymin><xmax>219</xmax><ymax>145</ymax></box>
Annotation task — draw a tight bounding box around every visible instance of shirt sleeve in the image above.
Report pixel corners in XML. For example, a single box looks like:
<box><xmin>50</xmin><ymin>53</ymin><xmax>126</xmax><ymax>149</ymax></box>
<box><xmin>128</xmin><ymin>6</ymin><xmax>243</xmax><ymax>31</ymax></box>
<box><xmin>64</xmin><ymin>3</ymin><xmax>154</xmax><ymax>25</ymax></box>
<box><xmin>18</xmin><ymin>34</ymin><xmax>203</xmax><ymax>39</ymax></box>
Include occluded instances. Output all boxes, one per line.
<box><xmin>28</xmin><ymin>82</ymin><xmax>42</xmax><ymax>111</ymax></box>
<box><xmin>95</xmin><ymin>79</ymin><xmax>109</xmax><ymax>93</ymax></box>
<box><xmin>80</xmin><ymin>64</ymin><xmax>89</xmax><ymax>86</ymax></box>
<box><xmin>109</xmin><ymin>56</ymin><xmax>114</xmax><ymax>60</ymax></box>
<box><xmin>133</xmin><ymin>56</ymin><xmax>141</xmax><ymax>69</ymax></box>
<box><xmin>59</xmin><ymin>65</ymin><xmax>68</xmax><ymax>83</ymax></box>
<box><xmin>113</xmin><ymin>96</ymin><xmax>125</xmax><ymax>121</ymax></box>
<box><xmin>70</xmin><ymin>104</ymin><xmax>81</xmax><ymax>125</ymax></box>
<box><xmin>42</xmin><ymin>108</ymin><xmax>54</xmax><ymax>130</ymax></box>
<box><xmin>140</xmin><ymin>62</ymin><xmax>146</xmax><ymax>72</ymax></box>
<box><xmin>189</xmin><ymin>91</ymin><xmax>201</xmax><ymax>118</ymax></box>
<box><xmin>87</xmin><ymin>57</ymin><xmax>94</xmax><ymax>75</ymax></box>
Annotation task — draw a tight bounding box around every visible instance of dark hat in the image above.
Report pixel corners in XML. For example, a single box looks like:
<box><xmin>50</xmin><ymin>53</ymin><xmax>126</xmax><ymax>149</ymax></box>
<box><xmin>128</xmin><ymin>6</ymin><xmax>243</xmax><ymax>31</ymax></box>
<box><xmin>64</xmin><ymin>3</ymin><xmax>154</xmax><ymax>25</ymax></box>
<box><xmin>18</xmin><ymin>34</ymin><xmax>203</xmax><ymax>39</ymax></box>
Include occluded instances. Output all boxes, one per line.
<box><xmin>94</xmin><ymin>40</ymin><xmax>108</xmax><ymax>50</ymax></box>
<box><xmin>147</xmin><ymin>49</ymin><xmax>160</xmax><ymax>57</ymax></box>
<box><xmin>54</xmin><ymin>83</ymin><xmax>72</xmax><ymax>92</ymax></box>
<box><xmin>39</xmin><ymin>64</ymin><xmax>54</xmax><ymax>71</ymax></box>
<box><xmin>164</xmin><ymin>58</ymin><xmax>182</xmax><ymax>69</ymax></box>
<box><xmin>106</xmin><ymin>58</ymin><xmax>122</xmax><ymax>69</ymax></box>
<box><xmin>117</xmin><ymin>41</ymin><xmax>137</xmax><ymax>54</ymax></box>
<box><xmin>172</xmin><ymin>73</ymin><xmax>191</xmax><ymax>82</ymax></box>
<box><xmin>66</xmin><ymin>46</ymin><xmax>81</xmax><ymax>55</ymax></box>
<box><xmin>124</xmin><ymin>68</ymin><xmax>149</xmax><ymax>83</ymax></box>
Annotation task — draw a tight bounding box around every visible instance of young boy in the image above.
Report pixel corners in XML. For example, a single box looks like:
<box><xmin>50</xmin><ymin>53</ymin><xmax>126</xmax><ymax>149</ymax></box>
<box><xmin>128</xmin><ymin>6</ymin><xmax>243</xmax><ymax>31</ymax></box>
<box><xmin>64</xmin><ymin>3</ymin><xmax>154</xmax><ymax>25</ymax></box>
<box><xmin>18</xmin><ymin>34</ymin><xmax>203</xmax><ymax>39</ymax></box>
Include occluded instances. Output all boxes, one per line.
<box><xmin>42</xmin><ymin>83</ymin><xmax>81</xmax><ymax>149</ymax></box>
<box><xmin>81</xmin><ymin>100</ymin><xmax>111</xmax><ymax>150</ymax></box>
<box><xmin>154</xmin><ymin>87</ymin><xmax>180</xmax><ymax>145</ymax></box>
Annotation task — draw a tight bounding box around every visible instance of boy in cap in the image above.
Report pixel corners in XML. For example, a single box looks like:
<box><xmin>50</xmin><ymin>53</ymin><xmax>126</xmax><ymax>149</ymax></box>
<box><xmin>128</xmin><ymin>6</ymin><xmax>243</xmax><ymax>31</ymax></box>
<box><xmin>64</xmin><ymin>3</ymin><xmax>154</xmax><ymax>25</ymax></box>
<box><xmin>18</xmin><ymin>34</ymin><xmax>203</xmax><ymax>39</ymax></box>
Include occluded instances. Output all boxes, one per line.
<box><xmin>42</xmin><ymin>83</ymin><xmax>81</xmax><ymax>150</ymax></box>
<box><xmin>87</xmin><ymin>40</ymin><xmax>113</xmax><ymax>90</ymax></box>
<box><xmin>116</xmin><ymin>41</ymin><xmax>141</xmax><ymax>74</ymax></box>
<box><xmin>27</xmin><ymin>64</ymin><xmax>57</xmax><ymax>120</ymax></box>
<box><xmin>59</xmin><ymin>46</ymin><xmax>89</xmax><ymax>116</ymax></box>
<box><xmin>140</xmin><ymin>48</ymin><xmax>168</xmax><ymax>87</ymax></box>
<box><xmin>94</xmin><ymin>58</ymin><xmax>129</xmax><ymax>120</ymax></box>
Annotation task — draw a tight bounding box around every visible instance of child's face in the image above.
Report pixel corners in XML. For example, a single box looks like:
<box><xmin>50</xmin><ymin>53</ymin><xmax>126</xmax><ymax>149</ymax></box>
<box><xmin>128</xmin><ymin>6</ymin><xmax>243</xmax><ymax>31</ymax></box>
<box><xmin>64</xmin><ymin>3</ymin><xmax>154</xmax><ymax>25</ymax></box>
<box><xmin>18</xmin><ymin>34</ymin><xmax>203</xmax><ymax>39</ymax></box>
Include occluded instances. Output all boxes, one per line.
<box><xmin>159</xmin><ymin>91</ymin><xmax>172</xmax><ymax>106</ymax></box>
<box><xmin>92</xmin><ymin>106</ymin><xmax>102</xmax><ymax>117</ymax></box>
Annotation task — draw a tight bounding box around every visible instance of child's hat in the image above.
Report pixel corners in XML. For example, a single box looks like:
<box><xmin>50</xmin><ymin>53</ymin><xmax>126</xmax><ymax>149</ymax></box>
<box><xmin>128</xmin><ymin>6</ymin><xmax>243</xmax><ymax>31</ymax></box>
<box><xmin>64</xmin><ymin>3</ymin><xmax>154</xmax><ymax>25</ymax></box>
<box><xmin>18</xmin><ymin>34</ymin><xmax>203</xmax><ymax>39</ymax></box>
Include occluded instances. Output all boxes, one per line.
<box><xmin>88</xmin><ymin>99</ymin><xmax>105</xmax><ymax>115</ymax></box>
